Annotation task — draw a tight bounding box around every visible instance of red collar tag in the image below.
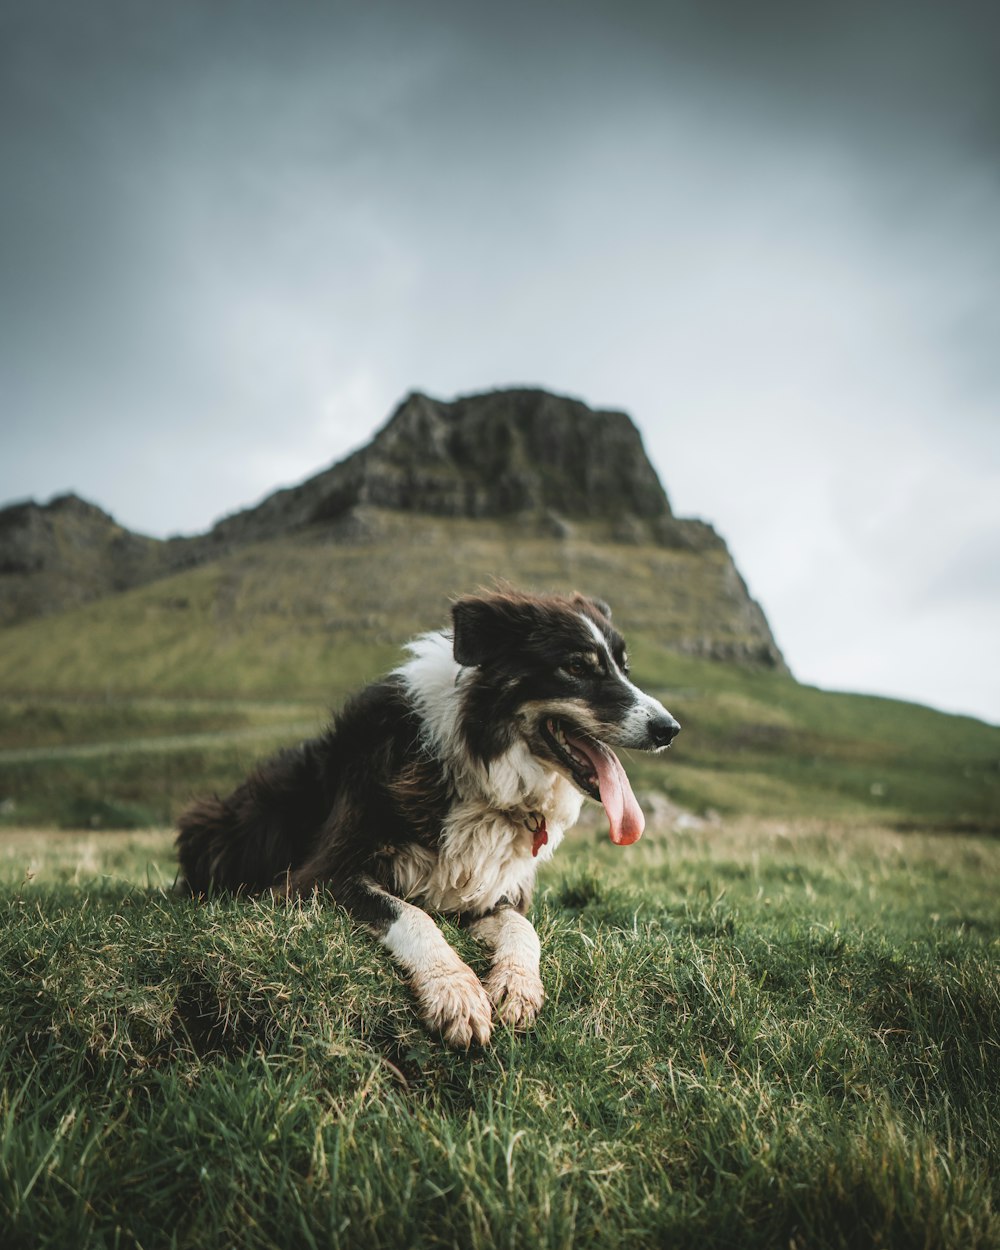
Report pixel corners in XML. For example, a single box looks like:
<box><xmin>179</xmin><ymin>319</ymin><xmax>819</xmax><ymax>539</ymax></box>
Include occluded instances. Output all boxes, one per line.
<box><xmin>527</xmin><ymin>814</ymin><xmax>548</xmax><ymax>857</ymax></box>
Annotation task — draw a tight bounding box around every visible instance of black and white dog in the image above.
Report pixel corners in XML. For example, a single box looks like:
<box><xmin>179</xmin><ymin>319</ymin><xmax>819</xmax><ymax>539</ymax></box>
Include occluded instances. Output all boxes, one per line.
<box><xmin>176</xmin><ymin>589</ymin><xmax>680</xmax><ymax>1047</ymax></box>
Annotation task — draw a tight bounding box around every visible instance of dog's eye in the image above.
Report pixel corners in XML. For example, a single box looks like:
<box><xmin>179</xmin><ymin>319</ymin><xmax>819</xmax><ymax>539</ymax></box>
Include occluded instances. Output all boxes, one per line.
<box><xmin>565</xmin><ymin>656</ymin><xmax>588</xmax><ymax>678</ymax></box>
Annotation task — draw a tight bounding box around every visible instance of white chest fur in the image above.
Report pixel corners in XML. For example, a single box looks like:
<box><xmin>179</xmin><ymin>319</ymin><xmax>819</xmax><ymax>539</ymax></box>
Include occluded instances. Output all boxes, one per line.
<box><xmin>390</xmin><ymin>773</ymin><xmax>583</xmax><ymax>914</ymax></box>
<box><xmin>391</xmin><ymin>630</ymin><xmax>587</xmax><ymax>915</ymax></box>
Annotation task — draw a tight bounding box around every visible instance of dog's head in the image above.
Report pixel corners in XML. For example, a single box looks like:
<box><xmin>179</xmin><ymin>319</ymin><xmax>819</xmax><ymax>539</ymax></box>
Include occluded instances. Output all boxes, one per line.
<box><xmin>452</xmin><ymin>589</ymin><xmax>680</xmax><ymax>844</ymax></box>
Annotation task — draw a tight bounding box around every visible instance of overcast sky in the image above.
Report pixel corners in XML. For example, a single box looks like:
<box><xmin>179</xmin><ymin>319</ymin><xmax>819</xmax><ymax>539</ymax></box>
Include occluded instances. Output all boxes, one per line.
<box><xmin>1</xmin><ymin>0</ymin><xmax>998</xmax><ymax>723</ymax></box>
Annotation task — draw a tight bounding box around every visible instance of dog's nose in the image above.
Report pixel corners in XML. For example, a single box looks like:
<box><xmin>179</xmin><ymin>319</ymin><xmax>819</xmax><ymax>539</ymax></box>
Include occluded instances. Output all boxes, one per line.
<box><xmin>649</xmin><ymin>714</ymin><xmax>681</xmax><ymax>747</ymax></box>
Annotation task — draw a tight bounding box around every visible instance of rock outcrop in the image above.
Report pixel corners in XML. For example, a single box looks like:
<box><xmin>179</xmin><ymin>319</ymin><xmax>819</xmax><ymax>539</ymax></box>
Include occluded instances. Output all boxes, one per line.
<box><xmin>0</xmin><ymin>494</ymin><xmax>170</xmax><ymax>626</ymax></box>
<box><xmin>209</xmin><ymin>389</ymin><xmax>720</xmax><ymax>552</ymax></box>
<box><xmin>0</xmin><ymin>388</ymin><xmax>787</xmax><ymax>669</ymax></box>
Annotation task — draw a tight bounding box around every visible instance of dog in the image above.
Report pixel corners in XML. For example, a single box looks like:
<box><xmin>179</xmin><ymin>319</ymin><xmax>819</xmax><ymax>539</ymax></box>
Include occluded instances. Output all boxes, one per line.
<box><xmin>176</xmin><ymin>588</ymin><xmax>680</xmax><ymax>1047</ymax></box>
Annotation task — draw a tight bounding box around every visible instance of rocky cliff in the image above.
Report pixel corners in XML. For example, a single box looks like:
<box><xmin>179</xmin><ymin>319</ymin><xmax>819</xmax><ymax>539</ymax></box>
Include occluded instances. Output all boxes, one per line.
<box><xmin>0</xmin><ymin>388</ymin><xmax>786</xmax><ymax>669</ymax></box>
<box><xmin>209</xmin><ymin>389</ymin><xmax>721</xmax><ymax>552</ymax></box>
<box><xmin>0</xmin><ymin>493</ymin><xmax>172</xmax><ymax>627</ymax></box>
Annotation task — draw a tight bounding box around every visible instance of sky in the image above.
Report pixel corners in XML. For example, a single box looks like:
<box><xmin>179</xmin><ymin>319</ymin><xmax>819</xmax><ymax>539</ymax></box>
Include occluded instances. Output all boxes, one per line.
<box><xmin>1</xmin><ymin>0</ymin><xmax>998</xmax><ymax>724</ymax></box>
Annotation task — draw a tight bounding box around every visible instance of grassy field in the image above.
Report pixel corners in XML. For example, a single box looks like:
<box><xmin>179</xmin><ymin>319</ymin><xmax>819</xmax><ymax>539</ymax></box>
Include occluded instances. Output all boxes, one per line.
<box><xmin>1</xmin><ymin>820</ymin><xmax>998</xmax><ymax>1249</ymax></box>
<box><xmin>0</xmin><ymin>520</ymin><xmax>777</xmax><ymax>698</ymax></box>
<box><xmin>1</xmin><ymin>640</ymin><xmax>996</xmax><ymax>832</ymax></box>
<box><xmin>1</xmin><ymin>515</ymin><xmax>996</xmax><ymax>833</ymax></box>
<box><xmin>1</xmin><ymin>527</ymin><xmax>998</xmax><ymax>1245</ymax></box>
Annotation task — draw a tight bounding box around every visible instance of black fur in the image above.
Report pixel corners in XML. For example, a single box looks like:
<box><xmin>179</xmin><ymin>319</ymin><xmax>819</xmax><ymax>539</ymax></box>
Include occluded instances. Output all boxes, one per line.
<box><xmin>177</xmin><ymin>675</ymin><xmax>451</xmax><ymax>927</ymax></box>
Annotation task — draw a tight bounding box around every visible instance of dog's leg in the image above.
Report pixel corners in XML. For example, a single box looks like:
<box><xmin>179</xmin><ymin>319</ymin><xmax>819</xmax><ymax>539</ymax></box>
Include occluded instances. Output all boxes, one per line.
<box><xmin>301</xmin><ymin>872</ymin><xmax>493</xmax><ymax>1049</ymax></box>
<box><xmin>467</xmin><ymin>904</ymin><xmax>544</xmax><ymax>1030</ymax></box>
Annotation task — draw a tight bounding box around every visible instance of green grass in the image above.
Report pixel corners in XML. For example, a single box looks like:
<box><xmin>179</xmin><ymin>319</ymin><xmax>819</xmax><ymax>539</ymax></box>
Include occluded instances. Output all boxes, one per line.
<box><xmin>624</xmin><ymin>641</ymin><xmax>1000</xmax><ymax>830</ymax></box>
<box><xmin>0</xmin><ymin>697</ymin><xmax>320</xmax><ymax>751</ymax></box>
<box><xmin>1</xmin><ymin>641</ymin><xmax>996</xmax><ymax>831</ymax></box>
<box><xmin>0</xmin><ymin>695</ymin><xmax>327</xmax><ymax>830</ymax></box>
<box><xmin>0</xmin><ymin>513</ymin><xmax>995</xmax><ymax>832</ymax></box>
<box><xmin>0</xmin><ymin>519</ymin><xmax>775</xmax><ymax>699</ymax></box>
<box><xmin>1</xmin><ymin>520</ymin><xmax>997</xmax><ymax>1243</ymax></box>
<box><xmin>1</xmin><ymin>823</ymin><xmax>997</xmax><ymax>1249</ymax></box>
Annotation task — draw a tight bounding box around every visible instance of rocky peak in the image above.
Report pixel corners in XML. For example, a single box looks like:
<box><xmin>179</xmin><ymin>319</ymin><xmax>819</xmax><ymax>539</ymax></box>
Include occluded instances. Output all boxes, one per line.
<box><xmin>0</xmin><ymin>493</ymin><xmax>128</xmax><ymax>574</ymax></box>
<box><xmin>365</xmin><ymin>389</ymin><xmax>673</xmax><ymax>519</ymax></box>
<box><xmin>0</xmin><ymin>491</ymin><xmax>167</xmax><ymax>625</ymax></box>
<box><xmin>0</xmin><ymin>389</ymin><xmax>784</xmax><ymax>671</ymax></box>
<box><xmin>211</xmin><ymin>388</ymin><xmax>679</xmax><ymax>543</ymax></box>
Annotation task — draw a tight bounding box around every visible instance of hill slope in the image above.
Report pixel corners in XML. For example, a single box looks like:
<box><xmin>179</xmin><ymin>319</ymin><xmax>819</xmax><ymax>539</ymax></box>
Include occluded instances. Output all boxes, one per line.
<box><xmin>2</xmin><ymin>387</ymin><xmax>995</xmax><ymax>836</ymax></box>
<box><xmin>0</xmin><ymin>512</ymin><xmax>785</xmax><ymax>697</ymax></box>
<box><xmin>0</xmin><ymin>388</ymin><xmax>786</xmax><ymax>670</ymax></box>
<box><xmin>0</xmin><ymin>566</ymin><xmax>996</xmax><ymax>834</ymax></box>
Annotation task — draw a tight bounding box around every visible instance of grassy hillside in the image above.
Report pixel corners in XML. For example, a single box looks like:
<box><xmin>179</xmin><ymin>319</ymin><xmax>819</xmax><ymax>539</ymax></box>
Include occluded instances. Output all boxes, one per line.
<box><xmin>626</xmin><ymin>642</ymin><xmax>1000</xmax><ymax>831</ymax></box>
<box><xmin>0</xmin><ymin>516</ymin><xmax>995</xmax><ymax>831</ymax></box>
<box><xmin>0</xmin><ymin>641</ymin><xmax>995</xmax><ymax>834</ymax></box>
<box><xmin>0</xmin><ymin>514</ymin><xmax>781</xmax><ymax>699</ymax></box>
<box><xmin>2</xmin><ymin>517</ymin><xmax>996</xmax><ymax>1247</ymax></box>
<box><xmin>1</xmin><ymin>822</ymin><xmax>997</xmax><ymax>1249</ymax></box>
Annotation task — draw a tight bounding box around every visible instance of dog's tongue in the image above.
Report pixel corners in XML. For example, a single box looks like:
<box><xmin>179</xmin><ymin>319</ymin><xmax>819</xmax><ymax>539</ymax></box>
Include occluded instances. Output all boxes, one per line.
<box><xmin>565</xmin><ymin>732</ymin><xmax>644</xmax><ymax>845</ymax></box>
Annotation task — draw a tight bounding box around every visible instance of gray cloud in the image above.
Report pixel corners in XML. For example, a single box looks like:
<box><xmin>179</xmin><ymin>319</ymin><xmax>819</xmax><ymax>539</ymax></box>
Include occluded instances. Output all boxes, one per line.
<box><xmin>1</xmin><ymin>0</ymin><xmax>998</xmax><ymax>720</ymax></box>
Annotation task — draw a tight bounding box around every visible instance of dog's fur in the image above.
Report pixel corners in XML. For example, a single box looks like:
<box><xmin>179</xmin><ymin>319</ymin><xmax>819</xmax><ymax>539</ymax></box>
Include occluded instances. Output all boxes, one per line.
<box><xmin>176</xmin><ymin>588</ymin><xmax>679</xmax><ymax>1047</ymax></box>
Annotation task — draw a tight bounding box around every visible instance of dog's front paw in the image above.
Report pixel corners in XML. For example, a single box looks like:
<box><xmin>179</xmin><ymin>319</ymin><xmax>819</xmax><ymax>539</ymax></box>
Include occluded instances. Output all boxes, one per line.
<box><xmin>413</xmin><ymin>961</ymin><xmax>493</xmax><ymax>1049</ymax></box>
<box><xmin>484</xmin><ymin>960</ymin><xmax>544</xmax><ymax>1030</ymax></box>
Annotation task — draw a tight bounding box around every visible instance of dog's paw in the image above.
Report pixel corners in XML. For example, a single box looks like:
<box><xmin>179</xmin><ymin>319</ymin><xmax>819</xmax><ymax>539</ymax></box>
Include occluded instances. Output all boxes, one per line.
<box><xmin>484</xmin><ymin>960</ymin><xmax>544</xmax><ymax>1030</ymax></box>
<box><xmin>413</xmin><ymin>962</ymin><xmax>493</xmax><ymax>1049</ymax></box>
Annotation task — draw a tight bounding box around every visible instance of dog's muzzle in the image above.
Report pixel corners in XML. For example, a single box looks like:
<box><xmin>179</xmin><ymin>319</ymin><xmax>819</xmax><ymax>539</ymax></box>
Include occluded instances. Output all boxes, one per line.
<box><xmin>647</xmin><ymin>713</ymin><xmax>681</xmax><ymax>750</ymax></box>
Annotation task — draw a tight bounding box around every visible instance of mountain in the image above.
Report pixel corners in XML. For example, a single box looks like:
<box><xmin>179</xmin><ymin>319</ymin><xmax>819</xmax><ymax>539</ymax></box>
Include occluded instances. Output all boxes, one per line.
<box><xmin>0</xmin><ymin>388</ymin><xmax>786</xmax><ymax>672</ymax></box>
<box><xmin>208</xmin><ymin>389</ymin><xmax>718</xmax><ymax>548</ymax></box>
<box><xmin>4</xmin><ymin>388</ymin><xmax>998</xmax><ymax>836</ymax></box>
<box><xmin>0</xmin><ymin>493</ymin><xmax>171</xmax><ymax>627</ymax></box>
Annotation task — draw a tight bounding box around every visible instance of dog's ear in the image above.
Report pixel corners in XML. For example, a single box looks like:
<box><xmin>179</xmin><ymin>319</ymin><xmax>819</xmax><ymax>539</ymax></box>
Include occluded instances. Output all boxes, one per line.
<box><xmin>574</xmin><ymin>594</ymin><xmax>613</xmax><ymax>622</ymax></box>
<box><xmin>452</xmin><ymin>596</ymin><xmax>508</xmax><ymax>667</ymax></box>
<box><xmin>452</xmin><ymin>594</ymin><xmax>549</xmax><ymax>667</ymax></box>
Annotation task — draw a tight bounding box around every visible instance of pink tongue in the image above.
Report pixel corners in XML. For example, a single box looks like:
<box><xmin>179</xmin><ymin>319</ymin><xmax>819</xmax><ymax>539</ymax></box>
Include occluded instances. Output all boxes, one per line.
<box><xmin>565</xmin><ymin>732</ymin><xmax>645</xmax><ymax>845</ymax></box>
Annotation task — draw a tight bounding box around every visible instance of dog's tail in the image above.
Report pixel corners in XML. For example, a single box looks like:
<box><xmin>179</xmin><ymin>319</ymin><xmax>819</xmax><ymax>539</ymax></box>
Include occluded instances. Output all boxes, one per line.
<box><xmin>176</xmin><ymin>793</ymin><xmax>250</xmax><ymax>896</ymax></box>
<box><xmin>175</xmin><ymin>788</ymin><xmax>303</xmax><ymax>897</ymax></box>
<box><xmin>176</xmin><ymin>744</ymin><xmax>325</xmax><ymax>896</ymax></box>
